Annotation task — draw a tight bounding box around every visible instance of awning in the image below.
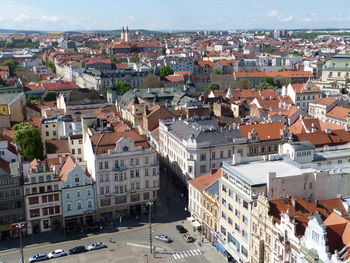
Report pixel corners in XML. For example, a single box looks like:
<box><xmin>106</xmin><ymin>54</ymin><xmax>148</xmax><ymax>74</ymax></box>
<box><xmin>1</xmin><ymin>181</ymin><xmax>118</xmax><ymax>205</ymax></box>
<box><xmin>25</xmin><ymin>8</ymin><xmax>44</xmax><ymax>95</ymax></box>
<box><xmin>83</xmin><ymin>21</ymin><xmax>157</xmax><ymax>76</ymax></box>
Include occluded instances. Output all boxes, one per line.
<box><xmin>191</xmin><ymin>221</ymin><xmax>201</xmax><ymax>228</ymax></box>
<box><xmin>214</xmin><ymin>241</ymin><xmax>227</xmax><ymax>255</ymax></box>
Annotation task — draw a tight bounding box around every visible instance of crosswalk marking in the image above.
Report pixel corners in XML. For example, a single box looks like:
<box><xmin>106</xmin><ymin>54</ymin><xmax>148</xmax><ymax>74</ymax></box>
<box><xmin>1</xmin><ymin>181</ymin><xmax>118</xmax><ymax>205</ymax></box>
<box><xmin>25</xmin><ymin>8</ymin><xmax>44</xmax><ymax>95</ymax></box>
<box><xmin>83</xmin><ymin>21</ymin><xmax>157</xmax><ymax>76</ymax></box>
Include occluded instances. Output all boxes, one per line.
<box><xmin>172</xmin><ymin>249</ymin><xmax>203</xmax><ymax>260</ymax></box>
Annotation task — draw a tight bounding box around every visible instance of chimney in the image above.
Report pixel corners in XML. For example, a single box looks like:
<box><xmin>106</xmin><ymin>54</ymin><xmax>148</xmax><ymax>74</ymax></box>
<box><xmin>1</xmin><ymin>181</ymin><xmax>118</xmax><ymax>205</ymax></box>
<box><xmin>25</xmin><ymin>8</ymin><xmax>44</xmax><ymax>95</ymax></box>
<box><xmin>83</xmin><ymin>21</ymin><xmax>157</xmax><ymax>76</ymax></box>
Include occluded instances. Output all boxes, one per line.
<box><xmin>315</xmin><ymin>199</ymin><xmax>319</xmax><ymax>207</ymax></box>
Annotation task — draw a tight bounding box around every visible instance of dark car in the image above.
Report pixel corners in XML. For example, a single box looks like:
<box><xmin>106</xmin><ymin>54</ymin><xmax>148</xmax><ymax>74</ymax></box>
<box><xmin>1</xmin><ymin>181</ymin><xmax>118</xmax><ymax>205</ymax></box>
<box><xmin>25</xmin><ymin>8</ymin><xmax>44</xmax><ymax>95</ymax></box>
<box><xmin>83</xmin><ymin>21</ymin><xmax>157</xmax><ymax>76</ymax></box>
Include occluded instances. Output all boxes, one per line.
<box><xmin>176</xmin><ymin>225</ymin><xmax>187</xmax><ymax>233</ymax></box>
<box><xmin>68</xmin><ymin>246</ymin><xmax>87</xmax><ymax>255</ymax></box>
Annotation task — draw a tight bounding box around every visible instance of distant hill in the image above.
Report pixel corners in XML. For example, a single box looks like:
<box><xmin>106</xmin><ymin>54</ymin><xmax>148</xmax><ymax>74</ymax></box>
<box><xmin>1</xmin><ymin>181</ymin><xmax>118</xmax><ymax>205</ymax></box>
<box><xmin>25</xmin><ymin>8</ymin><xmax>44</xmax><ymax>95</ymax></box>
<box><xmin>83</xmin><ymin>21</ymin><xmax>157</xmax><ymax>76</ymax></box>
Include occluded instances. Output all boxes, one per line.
<box><xmin>0</xmin><ymin>28</ymin><xmax>43</xmax><ymax>34</ymax></box>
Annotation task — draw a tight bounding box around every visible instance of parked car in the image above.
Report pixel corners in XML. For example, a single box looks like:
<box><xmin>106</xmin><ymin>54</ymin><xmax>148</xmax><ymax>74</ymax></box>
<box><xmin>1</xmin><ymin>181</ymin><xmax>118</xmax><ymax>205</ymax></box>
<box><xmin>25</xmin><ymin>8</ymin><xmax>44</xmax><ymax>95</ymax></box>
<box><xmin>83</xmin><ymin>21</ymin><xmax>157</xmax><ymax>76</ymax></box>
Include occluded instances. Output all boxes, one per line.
<box><xmin>28</xmin><ymin>253</ymin><xmax>48</xmax><ymax>262</ymax></box>
<box><xmin>155</xmin><ymin>235</ymin><xmax>172</xmax><ymax>243</ymax></box>
<box><xmin>68</xmin><ymin>246</ymin><xmax>87</xmax><ymax>255</ymax></box>
<box><xmin>176</xmin><ymin>225</ymin><xmax>187</xmax><ymax>233</ymax></box>
<box><xmin>87</xmin><ymin>242</ymin><xmax>107</xmax><ymax>251</ymax></box>
<box><xmin>183</xmin><ymin>234</ymin><xmax>195</xmax><ymax>243</ymax></box>
<box><xmin>47</xmin><ymin>249</ymin><xmax>66</xmax><ymax>259</ymax></box>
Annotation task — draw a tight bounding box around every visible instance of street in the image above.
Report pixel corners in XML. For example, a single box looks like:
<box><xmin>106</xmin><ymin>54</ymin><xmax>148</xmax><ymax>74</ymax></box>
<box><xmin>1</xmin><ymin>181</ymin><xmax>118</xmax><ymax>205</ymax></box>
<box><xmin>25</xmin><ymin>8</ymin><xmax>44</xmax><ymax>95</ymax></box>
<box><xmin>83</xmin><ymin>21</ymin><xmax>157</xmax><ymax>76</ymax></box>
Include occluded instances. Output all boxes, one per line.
<box><xmin>0</xmin><ymin>171</ymin><xmax>226</xmax><ymax>263</ymax></box>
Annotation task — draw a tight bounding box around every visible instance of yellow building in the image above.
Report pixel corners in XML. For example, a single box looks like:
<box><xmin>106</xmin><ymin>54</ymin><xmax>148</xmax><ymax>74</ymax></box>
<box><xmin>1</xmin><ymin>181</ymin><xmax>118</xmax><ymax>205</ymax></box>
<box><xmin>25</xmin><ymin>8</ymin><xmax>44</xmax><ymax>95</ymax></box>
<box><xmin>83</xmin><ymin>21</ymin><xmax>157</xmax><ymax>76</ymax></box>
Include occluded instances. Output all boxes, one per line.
<box><xmin>250</xmin><ymin>195</ymin><xmax>274</xmax><ymax>263</ymax></box>
<box><xmin>0</xmin><ymin>104</ymin><xmax>9</xmax><ymax>115</ymax></box>
<box><xmin>201</xmin><ymin>177</ymin><xmax>220</xmax><ymax>243</ymax></box>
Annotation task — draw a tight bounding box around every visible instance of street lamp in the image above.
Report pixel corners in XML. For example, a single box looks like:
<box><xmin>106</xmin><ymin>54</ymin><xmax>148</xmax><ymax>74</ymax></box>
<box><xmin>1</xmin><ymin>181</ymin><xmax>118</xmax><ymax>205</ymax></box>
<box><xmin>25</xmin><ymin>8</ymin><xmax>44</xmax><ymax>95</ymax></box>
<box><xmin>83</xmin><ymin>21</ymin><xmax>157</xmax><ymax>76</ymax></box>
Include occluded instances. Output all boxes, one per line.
<box><xmin>13</xmin><ymin>221</ymin><xmax>25</xmax><ymax>263</ymax></box>
<box><xmin>146</xmin><ymin>201</ymin><xmax>153</xmax><ymax>254</ymax></box>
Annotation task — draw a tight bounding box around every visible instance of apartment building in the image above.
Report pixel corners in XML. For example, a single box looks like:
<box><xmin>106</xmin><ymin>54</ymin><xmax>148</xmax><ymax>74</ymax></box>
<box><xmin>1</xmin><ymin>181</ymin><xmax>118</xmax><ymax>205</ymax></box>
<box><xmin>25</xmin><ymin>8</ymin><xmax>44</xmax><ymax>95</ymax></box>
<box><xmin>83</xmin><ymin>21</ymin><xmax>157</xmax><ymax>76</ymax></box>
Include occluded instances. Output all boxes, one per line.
<box><xmin>23</xmin><ymin>160</ymin><xmax>62</xmax><ymax>234</ymax></box>
<box><xmin>217</xmin><ymin>141</ymin><xmax>350</xmax><ymax>263</ymax></box>
<box><xmin>59</xmin><ymin>156</ymin><xmax>96</xmax><ymax>230</ymax></box>
<box><xmin>84</xmin><ymin>127</ymin><xmax>159</xmax><ymax>220</ymax></box>
<box><xmin>159</xmin><ymin>117</ymin><xmax>247</xmax><ymax>188</ymax></box>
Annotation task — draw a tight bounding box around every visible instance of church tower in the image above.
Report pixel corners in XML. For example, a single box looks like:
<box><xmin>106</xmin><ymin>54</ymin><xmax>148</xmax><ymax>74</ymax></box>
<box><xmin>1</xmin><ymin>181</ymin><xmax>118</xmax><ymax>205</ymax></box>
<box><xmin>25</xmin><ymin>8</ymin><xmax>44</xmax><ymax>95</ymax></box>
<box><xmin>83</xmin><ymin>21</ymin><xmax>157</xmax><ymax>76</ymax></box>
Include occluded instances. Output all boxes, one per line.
<box><xmin>121</xmin><ymin>26</ymin><xmax>125</xmax><ymax>41</ymax></box>
<box><xmin>125</xmin><ymin>26</ymin><xmax>129</xmax><ymax>42</ymax></box>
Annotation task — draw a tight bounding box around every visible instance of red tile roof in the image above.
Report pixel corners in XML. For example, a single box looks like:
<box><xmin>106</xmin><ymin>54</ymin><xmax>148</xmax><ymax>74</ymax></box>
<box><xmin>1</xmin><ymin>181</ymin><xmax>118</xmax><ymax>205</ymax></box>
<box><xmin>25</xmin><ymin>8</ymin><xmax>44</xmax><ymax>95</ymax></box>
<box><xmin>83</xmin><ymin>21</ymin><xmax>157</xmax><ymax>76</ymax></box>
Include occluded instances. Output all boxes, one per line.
<box><xmin>311</xmin><ymin>97</ymin><xmax>337</xmax><ymax>106</ymax></box>
<box><xmin>294</xmin><ymin>130</ymin><xmax>350</xmax><ymax>147</ymax></box>
<box><xmin>235</xmin><ymin>71</ymin><xmax>313</xmax><ymax>79</ymax></box>
<box><xmin>188</xmin><ymin>169</ymin><xmax>222</xmax><ymax>192</ymax></box>
<box><xmin>42</xmin><ymin>81</ymin><xmax>80</xmax><ymax>91</ymax></box>
<box><xmin>326</xmin><ymin>106</ymin><xmax>350</xmax><ymax>121</ymax></box>
<box><xmin>240</xmin><ymin>122</ymin><xmax>285</xmax><ymax>141</ymax></box>
<box><xmin>0</xmin><ymin>157</ymin><xmax>10</xmax><ymax>174</ymax></box>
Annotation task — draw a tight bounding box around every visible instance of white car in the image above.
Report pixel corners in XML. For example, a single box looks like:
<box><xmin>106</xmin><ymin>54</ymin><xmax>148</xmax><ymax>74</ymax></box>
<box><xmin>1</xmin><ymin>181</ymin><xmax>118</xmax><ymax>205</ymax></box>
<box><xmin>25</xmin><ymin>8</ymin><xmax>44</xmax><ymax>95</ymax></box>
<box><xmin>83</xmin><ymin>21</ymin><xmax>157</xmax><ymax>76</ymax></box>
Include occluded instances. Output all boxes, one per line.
<box><xmin>47</xmin><ymin>249</ymin><xmax>66</xmax><ymax>258</ymax></box>
<box><xmin>155</xmin><ymin>235</ymin><xmax>173</xmax><ymax>243</ymax></box>
<box><xmin>87</xmin><ymin>242</ymin><xmax>107</xmax><ymax>251</ymax></box>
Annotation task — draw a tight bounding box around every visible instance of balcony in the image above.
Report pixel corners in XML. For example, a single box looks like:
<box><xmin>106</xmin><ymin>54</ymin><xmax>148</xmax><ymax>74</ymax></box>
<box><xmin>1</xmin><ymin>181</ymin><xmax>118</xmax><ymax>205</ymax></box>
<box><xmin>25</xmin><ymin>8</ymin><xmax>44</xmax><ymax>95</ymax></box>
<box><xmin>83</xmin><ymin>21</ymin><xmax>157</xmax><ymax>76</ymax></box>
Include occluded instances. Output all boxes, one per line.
<box><xmin>113</xmin><ymin>166</ymin><xmax>127</xmax><ymax>171</ymax></box>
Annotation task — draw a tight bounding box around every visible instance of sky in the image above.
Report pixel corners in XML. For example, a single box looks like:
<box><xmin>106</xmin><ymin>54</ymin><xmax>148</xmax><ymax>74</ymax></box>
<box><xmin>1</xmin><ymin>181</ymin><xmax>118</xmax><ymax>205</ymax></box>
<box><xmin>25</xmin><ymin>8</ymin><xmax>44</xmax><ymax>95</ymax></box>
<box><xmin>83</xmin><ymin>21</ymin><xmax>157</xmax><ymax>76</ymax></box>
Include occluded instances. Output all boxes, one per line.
<box><xmin>0</xmin><ymin>0</ymin><xmax>349</xmax><ymax>31</ymax></box>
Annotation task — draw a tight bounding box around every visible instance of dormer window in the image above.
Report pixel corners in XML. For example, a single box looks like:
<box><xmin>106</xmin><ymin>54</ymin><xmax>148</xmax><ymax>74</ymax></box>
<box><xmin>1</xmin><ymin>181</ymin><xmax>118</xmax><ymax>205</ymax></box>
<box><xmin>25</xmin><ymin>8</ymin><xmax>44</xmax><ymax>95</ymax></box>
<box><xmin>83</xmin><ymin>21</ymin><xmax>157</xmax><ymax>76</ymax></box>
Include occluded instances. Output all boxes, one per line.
<box><xmin>123</xmin><ymin>146</ymin><xmax>129</xmax><ymax>152</ymax></box>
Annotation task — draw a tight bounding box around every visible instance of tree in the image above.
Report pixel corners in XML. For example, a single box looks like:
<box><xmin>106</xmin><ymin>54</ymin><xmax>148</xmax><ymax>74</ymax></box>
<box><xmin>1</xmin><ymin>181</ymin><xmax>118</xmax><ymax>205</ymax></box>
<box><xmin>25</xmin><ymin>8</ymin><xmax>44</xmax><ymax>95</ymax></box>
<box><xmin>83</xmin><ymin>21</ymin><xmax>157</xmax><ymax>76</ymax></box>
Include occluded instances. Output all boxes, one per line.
<box><xmin>205</xmin><ymin>83</ymin><xmax>220</xmax><ymax>91</ymax></box>
<box><xmin>140</xmin><ymin>74</ymin><xmax>163</xmax><ymax>89</ymax></box>
<box><xmin>41</xmin><ymin>91</ymin><xmax>57</xmax><ymax>102</ymax></box>
<box><xmin>45</xmin><ymin>61</ymin><xmax>56</xmax><ymax>74</ymax></box>
<box><xmin>13</xmin><ymin>123</ymin><xmax>44</xmax><ymax>161</ymax></box>
<box><xmin>110</xmin><ymin>56</ymin><xmax>117</xmax><ymax>64</ymax></box>
<box><xmin>213</xmin><ymin>69</ymin><xmax>222</xmax><ymax>75</ymax></box>
<box><xmin>160</xmin><ymin>66</ymin><xmax>174</xmax><ymax>77</ymax></box>
<box><xmin>2</xmin><ymin>60</ymin><xmax>20</xmax><ymax>75</ymax></box>
<box><xmin>233</xmin><ymin>79</ymin><xmax>252</xmax><ymax>90</ymax></box>
<box><xmin>113</xmin><ymin>81</ymin><xmax>132</xmax><ymax>95</ymax></box>
<box><xmin>130</xmin><ymin>54</ymin><xmax>140</xmax><ymax>63</ymax></box>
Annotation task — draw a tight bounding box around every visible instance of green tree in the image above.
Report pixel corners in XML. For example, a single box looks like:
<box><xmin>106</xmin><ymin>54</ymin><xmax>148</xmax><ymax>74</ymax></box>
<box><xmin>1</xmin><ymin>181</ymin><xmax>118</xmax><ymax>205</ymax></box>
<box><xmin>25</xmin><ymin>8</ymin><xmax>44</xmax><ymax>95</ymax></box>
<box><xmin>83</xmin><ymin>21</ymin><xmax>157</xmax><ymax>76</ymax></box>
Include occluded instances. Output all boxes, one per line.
<box><xmin>233</xmin><ymin>79</ymin><xmax>252</xmax><ymax>90</ymax></box>
<box><xmin>45</xmin><ymin>61</ymin><xmax>56</xmax><ymax>74</ymax></box>
<box><xmin>2</xmin><ymin>60</ymin><xmax>20</xmax><ymax>75</ymax></box>
<box><xmin>41</xmin><ymin>91</ymin><xmax>57</xmax><ymax>102</ymax></box>
<box><xmin>213</xmin><ymin>69</ymin><xmax>222</xmax><ymax>75</ymax></box>
<box><xmin>205</xmin><ymin>83</ymin><xmax>220</xmax><ymax>91</ymax></box>
<box><xmin>110</xmin><ymin>56</ymin><xmax>117</xmax><ymax>64</ymax></box>
<box><xmin>160</xmin><ymin>65</ymin><xmax>174</xmax><ymax>77</ymax></box>
<box><xmin>130</xmin><ymin>54</ymin><xmax>140</xmax><ymax>63</ymax></box>
<box><xmin>113</xmin><ymin>81</ymin><xmax>133</xmax><ymax>95</ymax></box>
<box><xmin>13</xmin><ymin>123</ymin><xmax>44</xmax><ymax>161</ymax></box>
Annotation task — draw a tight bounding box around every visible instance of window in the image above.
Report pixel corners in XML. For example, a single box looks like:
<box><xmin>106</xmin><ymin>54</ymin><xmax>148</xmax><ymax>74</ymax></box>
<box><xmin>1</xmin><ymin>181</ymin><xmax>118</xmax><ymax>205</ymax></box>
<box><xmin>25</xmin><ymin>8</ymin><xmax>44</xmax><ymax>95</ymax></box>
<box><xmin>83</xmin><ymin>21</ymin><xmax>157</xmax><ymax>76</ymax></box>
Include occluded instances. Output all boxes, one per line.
<box><xmin>309</xmin><ymin>182</ymin><xmax>313</xmax><ymax>189</ymax></box>
<box><xmin>243</xmin><ymin>215</ymin><xmax>248</xmax><ymax>224</ymax></box>
<box><xmin>66</xmin><ymin>192</ymin><xmax>70</xmax><ymax>199</ymax></box>
<box><xmin>105</xmin><ymin>174</ymin><xmax>109</xmax><ymax>182</ymax></box>
<box><xmin>66</xmin><ymin>203</ymin><xmax>71</xmax><ymax>211</ymax></box>
<box><xmin>46</xmin><ymin>131</ymin><xmax>49</xmax><ymax>137</ymax></box>
<box><xmin>75</xmin><ymin>177</ymin><xmax>79</xmax><ymax>183</ymax></box>
<box><xmin>77</xmin><ymin>202</ymin><xmax>82</xmax><ymax>209</ymax></box>
<box><xmin>30</xmin><ymin>209</ymin><xmax>40</xmax><ymax>218</ymax></box>
<box><xmin>222</xmin><ymin>211</ymin><xmax>226</xmax><ymax>219</ymax></box>
<box><xmin>235</xmin><ymin>223</ymin><xmax>240</xmax><ymax>231</ymax></box>
<box><xmin>99</xmin><ymin>162</ymin><xmax>103</xmax><ymax>170</ymax></box>
<box><xmin>76</xmin><ymin>191</ymin><xmax>81</xmax><ymax>197</ymax></box>
<box><xmin>228</xmin><ymin>203</ymin><xmax>234</xmax><ymax>211</ymax></box>
<box><xmin>99</xmin><ymin>174</ymin><xmax>104</xmax><ymax>182</ymax></box>
<box><xmin>114</xmin><ymin>160</ymin><xmax>119</xmax><ymax>168</ymax></box>
<box><xmin>188</xmin><ymin>166</ymin><xmax>193</xmax><ymax>173</ymax></box>
<box><xmin>87</xmin><ymin>190</ymin><xmax>91</xmax><ymax>196</ymax></box>
<box><xmin>236</xmin><ymin>195</ymin><xmax>241</xmax><ymax>203</ymax></box>
<box><xmin>153</xmin><ymin>180</ymin><xmax>157</xmax><ymax>188</ymax></box>
<box><xmin>100</xmin><ymin>198</ymin><xmax>111</xmax><ymax>207</ymax></box>
<box><xmin>135</xmin><ymin>159</ymin><xmax>139</xmax><ymax>165</ymax></box>
<box><xmin>145</xmin><ymin>169</ymin><xmax>149</xmax><ymax>176</ymax></box>
<box><xmin>312</xmin><ymin>231</ymin><xmax>319</xmax><ymax>243</ymax></box>
<box><xmin>88</xmin><ymin>200</ymin><xmax>92</xmax><ymax>208</ymax></box>
<box><xmin>135</xmin><ymin>170</ymin><xmax>140</xmax><ymax>177</ymax></box>
<box><xmin>79</xmin><ymin>139</ymin><xmax>82</xmax><ymax>144</ymax></box>
<box><xmin>212</xmin><ymin>152</ymin><xmax>216</xmax><ymax>159</ymax></box>
<box><xmin>78</xmin><ymin>148</ymin><xmax>81</xmax><ymax>154</ymax></box>
<box><xmin>222</xmin><ymin>185</ymin><xmax>227</xmax><ymax>192</ymax></box>
<box><xmin>221</xmin><ymin>226</ymin><xmax>226</xmax><ymax>236</ymax></box>
<box><xmin>104</xmin><ymin>161</ymin><xmax>109</xmax><ymax>169</ymax></box>
<box><xmin>200</xmin><ymin>165</ymin><xmax>206</xmax><ymax>173</ymax></box>
<box><xmin>145</xmin><ymin>181</ymin><xmax>149</xmax><ymax>188</ymax></box>
<box><xmin>130</xmin><ymin>170</ymin><xmax>134</xmax><ymax>178</ymax></box>
<box><xmin>143</xmin><ymin>192</ymin><xmax>149</xmax><ymax>200</ymax></box>
<box><xmin>145</xmin><ymin>157</ymin><xmax>148</xmax><ymax>164</ymax></box>
<box><xmin>222</xmin><ymin>198</ymin><xmax>227</xmax><ymax>206</ymax></box>
<box><xmin>29</xmin><ymin>197</ymin><xmax>39</xmax><ymax>205</ymax></box>
<box><xmin>235</xmin><ymin>209</ymin><xmax>240</xmax><ymax>218</ymax></box>
<box><xmin>243</xmin><ymin>201</ymin><xmax>248</xmax><ymax>209</ymax></box>
<box><xmin>100</xmin><ymin>187</ymin><xmax>104</xmax><ymax>195</ymax></box>
<box><xmin>131</xmin><ymin>193</ymin><xmax>140</xmax><ymax>202</ymax></box>
<box><xmin>130</xmin><ymin>158</ymin><xmax>134</xmax><ymax>166</ymax></box>
<box><xmin>136</xmin><ymin>182</ymin><xmax>140</xmax><ymax>190</ymax></box>
<box><xmin>242</xmin><ymin>230</ymin><xmax>248</xmax><ymax>239</ymax></box>
<box><xmin>152</xmin><ymin>168</ymin><xmax>157</xmax><ymax>176</ymax></box>
<box><xmin>241</xmin><ymin>246</ymin><xmax>248</xmax><ymax>257</ymax></box>
<box><xmin>106</xmin><ymin>186</ymin><xmax>109</xmax><ymax>194</ymax></box>
<box><xmin>200</xmin><ymin>153</ymin><xmax>206</xmax><ymax>161</ymax></box>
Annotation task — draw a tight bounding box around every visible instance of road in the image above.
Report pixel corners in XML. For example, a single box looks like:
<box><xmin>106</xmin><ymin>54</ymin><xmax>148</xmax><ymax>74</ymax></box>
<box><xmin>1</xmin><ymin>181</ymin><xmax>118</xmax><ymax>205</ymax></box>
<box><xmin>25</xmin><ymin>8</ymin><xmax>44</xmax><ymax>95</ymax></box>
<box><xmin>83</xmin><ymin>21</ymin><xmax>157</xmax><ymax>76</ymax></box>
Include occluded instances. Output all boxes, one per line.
<box><xmin>0</xmin><ymin>170</ymin><xmax>226</xmax><ymax>263</ymax></box>
<box><xmin>0</xmin><ymin>219</ymin><xmax>225</xmax><ymax>263</ymax></box>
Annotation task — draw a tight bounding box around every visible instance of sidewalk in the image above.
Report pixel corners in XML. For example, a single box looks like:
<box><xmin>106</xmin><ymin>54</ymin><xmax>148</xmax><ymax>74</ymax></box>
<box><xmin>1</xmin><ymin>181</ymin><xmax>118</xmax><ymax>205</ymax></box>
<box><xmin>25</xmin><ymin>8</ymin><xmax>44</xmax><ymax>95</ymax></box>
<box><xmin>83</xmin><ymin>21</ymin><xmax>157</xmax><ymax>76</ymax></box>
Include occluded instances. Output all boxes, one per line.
<box><xmin>0</xmin><ymin>198</ymin><xmax>169</xmax><ymax>252</ymax></box>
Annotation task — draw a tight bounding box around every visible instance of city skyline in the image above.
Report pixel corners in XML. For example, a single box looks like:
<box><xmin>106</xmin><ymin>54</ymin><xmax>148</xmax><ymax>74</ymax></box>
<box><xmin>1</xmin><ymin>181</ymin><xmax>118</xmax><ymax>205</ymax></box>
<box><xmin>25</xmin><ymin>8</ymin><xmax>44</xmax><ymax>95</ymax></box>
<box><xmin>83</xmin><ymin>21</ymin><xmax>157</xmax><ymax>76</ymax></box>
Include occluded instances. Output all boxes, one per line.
<box><xmin>0</xmin><ymin>0</ymin><xmax>349</xmax><ymax>31</ymax></box>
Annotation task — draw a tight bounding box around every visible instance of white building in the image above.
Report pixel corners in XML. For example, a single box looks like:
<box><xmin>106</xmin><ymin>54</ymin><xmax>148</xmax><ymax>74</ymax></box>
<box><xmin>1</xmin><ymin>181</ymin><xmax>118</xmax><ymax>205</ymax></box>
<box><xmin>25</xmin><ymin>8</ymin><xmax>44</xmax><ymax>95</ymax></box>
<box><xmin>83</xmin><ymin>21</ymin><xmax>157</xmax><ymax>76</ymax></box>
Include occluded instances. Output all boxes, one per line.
<box><xmin>83</xmin><ymin>126</ymin><xmax>159</xmax><ymax>220</ymax></box>
<box><xmin>159</xmin><ymin>117</ymin><xmax>247</xmax><ymax>186</ymax></box>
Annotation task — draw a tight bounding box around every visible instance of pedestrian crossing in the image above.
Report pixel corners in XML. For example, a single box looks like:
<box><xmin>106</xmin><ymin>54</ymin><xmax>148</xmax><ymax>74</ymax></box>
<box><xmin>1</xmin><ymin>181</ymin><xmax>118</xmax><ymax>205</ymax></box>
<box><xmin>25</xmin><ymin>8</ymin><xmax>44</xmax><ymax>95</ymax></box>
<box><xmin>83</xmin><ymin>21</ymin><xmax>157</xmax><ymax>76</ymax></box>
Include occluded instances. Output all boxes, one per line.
<box><xmin>172</xmin><ymin>249</ymin><xmax>203</xmax><ymax>260</ymax></box>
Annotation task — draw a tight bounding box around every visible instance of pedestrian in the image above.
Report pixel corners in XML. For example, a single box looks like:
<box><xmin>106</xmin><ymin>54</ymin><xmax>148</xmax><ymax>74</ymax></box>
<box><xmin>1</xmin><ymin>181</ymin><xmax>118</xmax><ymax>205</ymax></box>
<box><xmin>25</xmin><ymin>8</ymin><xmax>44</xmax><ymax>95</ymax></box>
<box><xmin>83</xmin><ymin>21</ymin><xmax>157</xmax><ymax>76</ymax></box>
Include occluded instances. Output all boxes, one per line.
<box><xmin>109</xmin><ymin>236</ymin><xmax>112</xmax><ymax>243</ymax></box>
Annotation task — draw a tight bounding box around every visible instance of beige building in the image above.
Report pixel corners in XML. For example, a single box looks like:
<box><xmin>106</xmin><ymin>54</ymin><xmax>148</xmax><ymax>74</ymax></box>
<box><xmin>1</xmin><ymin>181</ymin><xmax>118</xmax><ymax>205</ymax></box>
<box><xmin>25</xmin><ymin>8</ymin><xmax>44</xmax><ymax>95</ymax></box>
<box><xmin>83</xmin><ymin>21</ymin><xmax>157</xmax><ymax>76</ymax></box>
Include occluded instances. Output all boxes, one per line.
<box><xmin>41</xmin><ymin>118</ymin><xmax>59</xmax><ymax>141</ymax></box>
<box><xmin>68</xmin><ymin>134</ymin><xmax>84</xmax><ymax>163</ymax></box>
<box><xmin>250</xmin><ymin>195</ymin><xmax>274</xmax><ymax>263</ymax></box>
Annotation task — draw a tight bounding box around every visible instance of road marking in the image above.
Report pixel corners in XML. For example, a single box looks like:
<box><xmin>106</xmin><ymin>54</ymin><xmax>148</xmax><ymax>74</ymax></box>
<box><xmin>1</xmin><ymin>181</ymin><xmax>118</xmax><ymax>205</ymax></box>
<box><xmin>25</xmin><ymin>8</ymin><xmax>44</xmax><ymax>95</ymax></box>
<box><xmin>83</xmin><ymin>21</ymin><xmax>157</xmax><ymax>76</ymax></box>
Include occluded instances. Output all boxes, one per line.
<box><xmin>172</xmin><ymin>249</ymin><xmax>204</xmax><ymax>260</ymax></box>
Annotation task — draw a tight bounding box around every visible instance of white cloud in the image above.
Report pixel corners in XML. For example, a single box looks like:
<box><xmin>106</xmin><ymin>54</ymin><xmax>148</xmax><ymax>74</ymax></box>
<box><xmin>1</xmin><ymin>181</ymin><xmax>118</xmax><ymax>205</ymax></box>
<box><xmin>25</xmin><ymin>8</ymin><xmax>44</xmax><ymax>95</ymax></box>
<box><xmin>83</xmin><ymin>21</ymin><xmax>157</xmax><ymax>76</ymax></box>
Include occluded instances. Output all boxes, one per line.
<box><xmin>41</xmin><ymin>15</ymin><xmax>62</xmax><ymax>23</ymax></box>
<box><xmin>14</xmin><ymin>14</ymin><xmax>31</xmax><ymax>23</ymax></box>
<box><xmin>267</xmin><ymin>10</ymin><xmax>279</xmax><ymax>17</ymax></box>
<box><xmin>279</xmin><ymin>15</ymin><xmax>293</xmax><ymax>22</ymax></box>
